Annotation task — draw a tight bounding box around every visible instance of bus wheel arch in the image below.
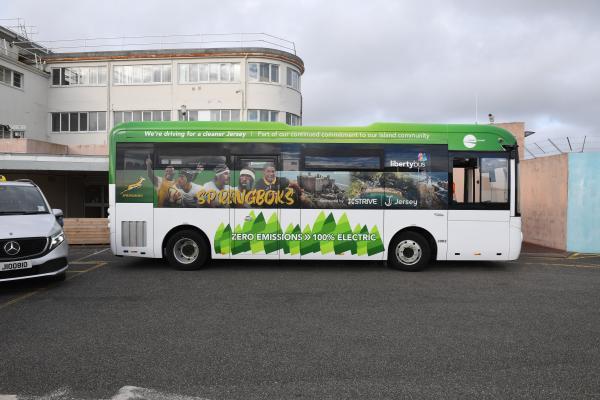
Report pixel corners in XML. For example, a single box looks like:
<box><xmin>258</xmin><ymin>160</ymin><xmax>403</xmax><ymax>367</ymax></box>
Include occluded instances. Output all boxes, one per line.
<box><xmin>387</xmin><ymin>227</ymin><xmax>437</xmax><ymax>271</ymax></box>
<box><xmin>162</xmin><ymin>225</ymin><xmax>211</xmax><ymax>270</ymax></box>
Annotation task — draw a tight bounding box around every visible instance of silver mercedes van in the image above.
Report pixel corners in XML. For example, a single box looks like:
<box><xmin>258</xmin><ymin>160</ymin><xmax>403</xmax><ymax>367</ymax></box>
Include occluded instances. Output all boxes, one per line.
<box><xmin>0</xmin><ymin>178</ymin><xmax>69</xmax><ymax>282</ymax></box>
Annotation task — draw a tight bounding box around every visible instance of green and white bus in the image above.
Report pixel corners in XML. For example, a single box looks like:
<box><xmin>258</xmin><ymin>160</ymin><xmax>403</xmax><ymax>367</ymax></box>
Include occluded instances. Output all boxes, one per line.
<box><xmin>108</xmin><ymin>121</ymin><xmax>522</xmax><ymax>271</ymax></box>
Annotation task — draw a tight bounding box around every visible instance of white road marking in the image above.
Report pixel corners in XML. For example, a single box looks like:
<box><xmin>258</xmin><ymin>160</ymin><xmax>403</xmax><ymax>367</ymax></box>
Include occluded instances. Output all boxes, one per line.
<box><xmin>112</xmin><ymin>386</ymin><xmax>210</xmax><ymax>400</ymax></box>
<box><xmin>0</xmin><ymin>386</ymin><xmax>210</xmax><ymax>400</ymax></box>
<box><xmin>73</xmin><ymin>247</ymin><xmax>110</xmax><ymax>262</ymax></box>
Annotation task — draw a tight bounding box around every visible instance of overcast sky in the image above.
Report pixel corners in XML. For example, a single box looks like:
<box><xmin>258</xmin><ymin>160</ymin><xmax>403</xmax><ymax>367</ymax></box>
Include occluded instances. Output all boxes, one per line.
<box><xmin>3</xmin><ymin>0</ymin><xmax>599</xmax><ymax>140</ymax></box>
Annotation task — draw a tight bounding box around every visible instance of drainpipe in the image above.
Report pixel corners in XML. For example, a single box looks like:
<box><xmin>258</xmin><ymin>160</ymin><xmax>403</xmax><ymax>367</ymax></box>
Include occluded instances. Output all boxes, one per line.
<box><xmin>107</xmin><ymin>61</ymin><xmax>111</xmax><ymax>139</ymax></box>
<box><xmin>243</xmin><ymin>54</ymin><xmax>248</xmax><ymax>120</ymax></box>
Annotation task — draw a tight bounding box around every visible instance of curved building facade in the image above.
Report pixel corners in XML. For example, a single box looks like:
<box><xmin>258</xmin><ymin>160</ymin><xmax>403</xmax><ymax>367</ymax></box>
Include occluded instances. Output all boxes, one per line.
<box><xmin>43</xmin><ymin>47</ymin><xmax>304</xmax><ymax>149</ymax></box>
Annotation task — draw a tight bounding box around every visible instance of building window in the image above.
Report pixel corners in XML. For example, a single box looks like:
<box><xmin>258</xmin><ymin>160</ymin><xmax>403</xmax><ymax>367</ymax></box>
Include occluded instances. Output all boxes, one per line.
<box><xmin>0</xmin><ymin>65</ymin><xmax>24</xmax><ymax>89</ymax></box>
<box><xmin>12</xmin><ymin>71</ymin><xmax>22</xmax><ymax>88</ymax></box>
<box><xmin>1</xmin><ymin>125</ymin><xmax>11</xmax><ymax>138</ymax></box>
<box><xmin>210</xmin><ymin>109</ymin><xmax>240</xmax><ymax>121</ymax></box>
<box><xmin>50</xmin><ymin>66</ymin><xmax>107</xmax><ymax>86</ymax></box>
<box><xmin>248</xmin><ymin>109</ymin><xmax>279</xmax><ymax>122</ymax></box>
<box><xmin>50</xmin><ymin>112</ymin><xmax>107</xmax><ymax>133</ymax></box>
<box><xmin>178</xmin><ymin>109</ymin><xmax>241</xmax><ymax>121</ymax></box>
<box><xmin>114</xmin><ymin>110</ymin><xmax>171</xmax><ymax>125</ymax></box>
<box><xmin>248</xmin><ymin>62</ymin><xmax>279</xmax><ymax>83</ymax></box>
<box><xmin>113</xmin><ymin>65</ymin><xmax>171</xmax><ymax>85</ymax></box>
<box><xmin>286</xmin><ymin>68</ymin><xmax>300</xmax><ymax>90</ymax></box>
<box><xmin>286</xmin><ymin>112</ymin><xmax>301</xmax><ymax>126</ymax></box>
<box><xmin>178</xmin><ymin>63</ymin><xmax>240</xmax><ymax>83</ymax></box>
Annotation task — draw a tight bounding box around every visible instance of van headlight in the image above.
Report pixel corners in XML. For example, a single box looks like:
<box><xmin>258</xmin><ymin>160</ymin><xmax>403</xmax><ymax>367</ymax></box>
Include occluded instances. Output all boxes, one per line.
<box><xmin>49</xmin><ymin>231</ymin><xmax>65</xmax><ymax>251</ymax></box>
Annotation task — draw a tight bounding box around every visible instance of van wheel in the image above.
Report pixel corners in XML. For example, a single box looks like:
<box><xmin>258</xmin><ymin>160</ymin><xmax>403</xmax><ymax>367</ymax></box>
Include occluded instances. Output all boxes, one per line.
<box><xmin>388</xmin><ymin>232</ymin><xmax>431</xmax><ymax>271</ymax></box>
<box><xmin>165</xmin><ymin>230</ymin><xmax>209</xmax><ymax>270</ymax></box>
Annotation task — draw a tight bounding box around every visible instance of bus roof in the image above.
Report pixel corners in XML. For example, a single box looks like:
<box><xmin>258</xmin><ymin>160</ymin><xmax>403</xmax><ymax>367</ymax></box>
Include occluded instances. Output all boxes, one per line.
<box><xmin>109</xmin><ymin>121</ymin><xmax>517</xmax><ymax>151</ymax></box>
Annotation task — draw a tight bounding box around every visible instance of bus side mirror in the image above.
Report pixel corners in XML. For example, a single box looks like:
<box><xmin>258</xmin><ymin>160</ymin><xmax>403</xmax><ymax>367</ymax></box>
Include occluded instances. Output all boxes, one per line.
<box><xmin>53</xmin><ymin>209</ymin><xmax>64</xmax><ymax>227</ymax></box>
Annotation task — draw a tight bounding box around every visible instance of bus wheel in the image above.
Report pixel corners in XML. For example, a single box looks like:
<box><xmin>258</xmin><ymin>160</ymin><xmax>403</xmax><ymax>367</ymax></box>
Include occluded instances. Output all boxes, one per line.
<box><xmin>388</xmin><ymin>232</ymin><xmax>431</xmax><ymax>271</ymax></box>
<box><xmin>165</xmin><ymin>230</ymin><xmax>209</xmax><ymax>270</ymax></box>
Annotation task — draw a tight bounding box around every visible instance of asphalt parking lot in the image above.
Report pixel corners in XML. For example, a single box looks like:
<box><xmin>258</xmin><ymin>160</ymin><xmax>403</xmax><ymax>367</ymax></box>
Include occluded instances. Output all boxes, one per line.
<box><xmin>1</xmin><ymin>248</ymin><xmax>599</xmax><ymax>400</ymax></box>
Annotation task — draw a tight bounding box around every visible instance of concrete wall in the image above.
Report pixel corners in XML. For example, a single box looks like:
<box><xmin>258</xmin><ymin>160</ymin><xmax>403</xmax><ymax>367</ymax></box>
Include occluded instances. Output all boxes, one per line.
<box><xmin>0</xmin><ymin>138</ymin><xmax>68</xmax><ymax>154</ymax></box>
<box><xmin>520</xmin><ymin>154</ymin><xmax>568</xmax><ymax>250</ymax></box>
<box><xmin>496</xmin><ymin>122</ymin><xmax>525</xmax><ymax>160</ymax></box>
<box><xmin>0</xmin><ymin>56</ymin><xmax>49</xmax><ymax>141</ymax></box>
<box><xmin>0</xmin><ymin>138</ymin><xmax>107</xmax><ymax>156</ymax></box>
<box><xmin>567</xmin><ymin>153</ymin><xmax>600</xmax><ymax>252</ymax></box>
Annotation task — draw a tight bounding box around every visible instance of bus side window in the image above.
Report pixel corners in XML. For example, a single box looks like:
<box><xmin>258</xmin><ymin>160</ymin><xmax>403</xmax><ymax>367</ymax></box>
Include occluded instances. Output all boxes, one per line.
<box><xmin>153</xmin><ymin>143</ymin><xmax>230</xmax><ymax>208</ymax></box>
<box><xmin>480</xmin><ymin>158</ymin><xmax>509</xmax><ymax>203</ymax></box>
<box><xmin>451</xmin><ymin>155</ymin><xmax>509</xmax><ymax>208</ymax></box>
<box><xmin>115</xmin><ymin>142</ymin><xmax>155</xmax><ymax>204</ymax></box>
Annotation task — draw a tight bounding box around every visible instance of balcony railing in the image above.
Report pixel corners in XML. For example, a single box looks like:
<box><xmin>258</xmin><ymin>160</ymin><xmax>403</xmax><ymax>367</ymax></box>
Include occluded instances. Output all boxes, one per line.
<box><xmin>14</xmin><ymin>32</ymin><xmax>297</xmax><ymax>55</ymax></box>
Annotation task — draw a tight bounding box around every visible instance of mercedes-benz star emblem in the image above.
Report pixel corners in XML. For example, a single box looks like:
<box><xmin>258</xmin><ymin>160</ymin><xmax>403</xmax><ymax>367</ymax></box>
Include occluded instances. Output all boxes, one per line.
<box><xmin>4</xmin><ymin>241</ymin><xmax>20</xmax><ymax>256</ymax></box>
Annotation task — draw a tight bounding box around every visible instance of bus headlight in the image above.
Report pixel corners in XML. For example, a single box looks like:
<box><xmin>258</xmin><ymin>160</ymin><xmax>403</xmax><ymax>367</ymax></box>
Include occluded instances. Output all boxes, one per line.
<box><xmin>49</xmin><ymin>231</ymin><xmax>65</xmax><ymax>251</ymax></box>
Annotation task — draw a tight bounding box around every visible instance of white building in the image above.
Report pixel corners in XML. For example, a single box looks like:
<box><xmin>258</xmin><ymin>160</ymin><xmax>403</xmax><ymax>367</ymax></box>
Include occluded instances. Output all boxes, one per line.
<box><xmin>0</xmin><ymin>26</ymin><xmax>304</xmax><ymax>218</ymax></box>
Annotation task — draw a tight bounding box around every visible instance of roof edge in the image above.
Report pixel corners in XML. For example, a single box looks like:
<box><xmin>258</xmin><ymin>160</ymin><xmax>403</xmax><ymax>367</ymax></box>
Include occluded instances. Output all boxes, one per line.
<box><xmin>42</xmin><ymin>47</ymin><xmax>305</xmax><ymax>73</ymax></box>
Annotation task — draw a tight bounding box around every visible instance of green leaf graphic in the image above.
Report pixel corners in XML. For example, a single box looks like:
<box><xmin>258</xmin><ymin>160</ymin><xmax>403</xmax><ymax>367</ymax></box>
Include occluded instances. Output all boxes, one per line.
<box><xmin>263</xmin><ymin>212</ymin><xmax>280</xmax><ymax>254</ymax></box>
<box><xmin>333</xmin><ymin>213</ymin><xmax>354</xmax><ymax>254</ymax></box>
<box><xmin>232</xmin><ymin>223</ymin><xmax>251</xmax><ymax>255</ymax></box>
<box><xmin>367</xmin><ymin>225</ymin><xmax>384</xmax><ymax>256</ymax></box>
<box><xmin>214</xmin><ymin>222</ymin><xmax>225</xmax><ymax>254</ymax></box>
<box><xmin>356</xmin><ymin>225</ymin><xmax>369</xmax><ymax>256</ymax></box>
<box><xmin>319</xmin><ymin>213</ymin><xmax>336</xmax><ymax>254</ymax></box>
<box><xmin>283</xmin><ymin>223</ymin><xmax>294</xmax><ymax>254</ymax></box>
<box><xmin>250</xmin><ymin>212</ymin><xmax>266</xmax><ymax>254</ymax></box>
<box><xmin>312</xmin><ymin>211</ymin><xmax>326</xmax><ymax>232</ymax></box>
<box><xmin>221</xmin><ymin>224</ymin><xmax>232</xmax><ymax>255</ymax></box>
<box><xmin>300</xmin><ymin>224</ymin><xmax>318</xmax><ymax>255</ymax></box>
<box><xmin>290</xmin><ymin>224</ymin><xmax>302</xmax><ymax>255</ymax></box>
<box><xmin>351</xmin><ymin>224</ymin><xmax>362</xmax><ymax>255</ymax></box>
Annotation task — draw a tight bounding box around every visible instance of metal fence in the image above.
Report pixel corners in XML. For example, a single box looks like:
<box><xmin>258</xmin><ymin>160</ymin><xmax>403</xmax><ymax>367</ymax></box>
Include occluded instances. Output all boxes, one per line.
<box><xmin>0</xmin><ymin>19</ymin><xmax>49</xmax><ymax>70</ymax></box>
<box><xmin>525</xmin><ymin>136</ymin><xmax>600</xmax><ymax>159</ymax></box>
<box><xmin>13</xmin><ymin>32</ymin><xmax>297</xmax><ymax>55</ymax></box>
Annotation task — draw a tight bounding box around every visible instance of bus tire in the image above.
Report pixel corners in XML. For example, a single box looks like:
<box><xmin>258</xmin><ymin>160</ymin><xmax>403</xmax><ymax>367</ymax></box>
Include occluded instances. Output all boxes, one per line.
<box><xmin>165</xmin><ymin>230</ymin><xmax>209</xmax><ymax>270</ymax></box>
<box><xmin>388</xmin><ymin>231</ymin><xmax>431</xmax><ymax>271</ymax></box>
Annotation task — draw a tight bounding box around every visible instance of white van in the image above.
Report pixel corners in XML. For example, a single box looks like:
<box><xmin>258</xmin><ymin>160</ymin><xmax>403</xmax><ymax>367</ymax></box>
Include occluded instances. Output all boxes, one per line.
<box><xmin>0</xmin><ymin>178</ymin><xmax>69</xmax><ymax>282</ymax></box>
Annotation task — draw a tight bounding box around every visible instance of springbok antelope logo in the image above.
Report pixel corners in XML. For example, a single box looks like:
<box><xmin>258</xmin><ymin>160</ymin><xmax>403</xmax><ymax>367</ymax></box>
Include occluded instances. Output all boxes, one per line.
<box><xmin>121</xmin><ymin>177</ymin><xmax>146</xmax><ymax>195</ymax></box>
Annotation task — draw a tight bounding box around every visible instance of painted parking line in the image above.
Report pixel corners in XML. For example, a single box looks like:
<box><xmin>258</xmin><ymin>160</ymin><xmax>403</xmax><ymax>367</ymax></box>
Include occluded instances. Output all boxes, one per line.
<box><xmin>521</xmin><ymin>256</ymin><xmax>569</xmax><ymax>261</ymax></box>
<box><xmin>520</xmin><ymin>261</ymin><xmax>600</xmax><ymax>270</ymax></box>
<box><xmin>568</xmin><ymin>252</ymin><xmax>600</xmax><ymax>260</ymax></box>
<box><xmin>0</xmin><ymin>290</ymin><xmax>44</xmax><ymax>312</ymax></box>
<box><xmin>71</xmin><ymin>247</ymin><xmax>110</xmax><ymax>262</ymax></box>
<box><xmin>0</xmin><ymin>260</ymin><xmax>108</xmax><ymax>311</ymax></box>
<box><xmin>67</xmin><ymin>261</ymin><xmax>108</xmax><ymax>277</ymax></box>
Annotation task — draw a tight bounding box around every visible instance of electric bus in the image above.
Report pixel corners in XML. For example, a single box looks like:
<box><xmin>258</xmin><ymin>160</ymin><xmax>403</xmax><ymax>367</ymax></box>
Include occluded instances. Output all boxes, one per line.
<box><xmin>108</xmin><ymin>121</ymin><xmax>521</xmax><ymax>271</ymax></box>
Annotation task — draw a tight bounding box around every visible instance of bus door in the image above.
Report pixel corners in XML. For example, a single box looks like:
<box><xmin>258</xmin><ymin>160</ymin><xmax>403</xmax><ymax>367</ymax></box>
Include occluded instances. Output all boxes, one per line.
<box><xmin>448</xmin><ymin>153</ymin><xmax>511</xmax><ymax>260</ymax></box>
<box><xmin>230</xmin><ymin>156</ymin><xmax>281</xmax><ymax>259</ymax></box>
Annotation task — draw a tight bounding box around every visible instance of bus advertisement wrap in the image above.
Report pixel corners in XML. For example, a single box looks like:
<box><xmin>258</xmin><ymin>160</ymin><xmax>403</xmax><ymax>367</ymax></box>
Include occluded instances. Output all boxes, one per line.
<box><xmin>116</xmin><ymin>153</ymin><xmax>449</xmax><ymax>210</ymax></box>
<box><xmin>214</xmin><ymin>211</ymin><xmax>384</xmax><ymax>256</ymax></box>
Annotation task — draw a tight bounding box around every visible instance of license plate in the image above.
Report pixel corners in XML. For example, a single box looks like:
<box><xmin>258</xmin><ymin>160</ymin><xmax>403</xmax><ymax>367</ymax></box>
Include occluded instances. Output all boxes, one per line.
<box><xmin>1</xmin><ymin>260</ymin><xmax>32</xmax><ymax>271</ymax></box>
